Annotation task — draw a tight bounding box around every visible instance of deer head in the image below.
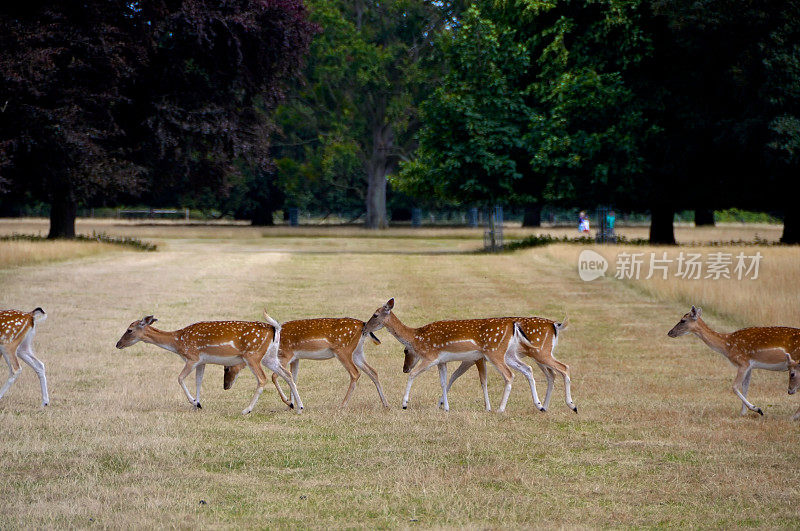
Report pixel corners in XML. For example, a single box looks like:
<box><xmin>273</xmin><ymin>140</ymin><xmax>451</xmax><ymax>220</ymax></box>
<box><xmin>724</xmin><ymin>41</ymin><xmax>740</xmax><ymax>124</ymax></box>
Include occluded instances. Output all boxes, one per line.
<box><xmin>667</xmin><ymin>306</ymin><xmax>702</xmax><ymax>338</ymax></box>
<box><xmin>116</xmin><ymin>315</ymin><xmax>158</xmax><ymax>349</ymax></box>
<box><xmin>362</xmin><ymin>298</ymin><xmax>394</xmax><ymax>339</ymax></box>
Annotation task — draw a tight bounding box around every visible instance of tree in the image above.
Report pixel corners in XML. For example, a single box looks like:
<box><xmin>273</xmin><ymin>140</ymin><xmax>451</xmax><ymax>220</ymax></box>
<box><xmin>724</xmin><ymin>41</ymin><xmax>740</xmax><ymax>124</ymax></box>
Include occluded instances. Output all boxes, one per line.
<box><xmin>1</xmin><ymin>1</ymin><xmax>316</xmax><ymax>236</ymax></box>
<box><xmin>396</xmin><ymin>5</ymin><xmax>544</xmax><ymax>212</ymax></box>
<box><xmin>407</xmin><ymin>0</ymin><xmax>800</xmax><ymax>243</ymax></box>
<box><xmin>400</xmin><ymin>0</ymin><xmax>658</xmax><ymax>233</ymax></box>
<box><xmin>0</xmin><ymin>1</ymin><xmax>149</xmax><ymax>238</ymax></box>
<box><xmin>125</xmin><ymin>0</ymin><xmax>316</xmax><ymax>226</ymax></box>
<box><xmin>651</xmin><ymin>0</ymin><xmax>800</xmax><ymax>243</ymax></box>
<box><xmin>273</xmin><ymin>0</ymin><xmax>462</xmax><ymax>229</ymax></box>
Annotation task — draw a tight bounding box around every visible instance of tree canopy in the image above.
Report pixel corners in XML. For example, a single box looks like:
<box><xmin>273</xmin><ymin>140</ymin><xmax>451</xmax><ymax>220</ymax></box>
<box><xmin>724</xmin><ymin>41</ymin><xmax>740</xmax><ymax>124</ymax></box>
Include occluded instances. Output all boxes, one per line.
<box><xmin>272</xmin><ymin>0</ymin><xmax>463</xmax><ymax>228</ymax></box>
<box><xmin>2</xmin><ymin>0</ymin><xmax>798</xmax><ymax>242</ymax></box>
<box><xmin>0</xmin><ymin>0</ymin><xmax>316</xmax><ymax>236</ymax></box>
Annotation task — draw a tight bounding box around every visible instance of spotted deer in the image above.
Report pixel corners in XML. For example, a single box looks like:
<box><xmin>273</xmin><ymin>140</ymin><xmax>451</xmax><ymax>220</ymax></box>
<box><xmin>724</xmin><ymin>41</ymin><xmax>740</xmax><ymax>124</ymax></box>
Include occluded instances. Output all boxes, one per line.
<box><xmin>438</xmin><ymin>316</ymin><xmax>576</xmax><ymax>413</ymax></box>
<box><xmin>223</xmin><ymin>299</ymin><xmax>394</xmax><ymax>409</ymax></box>
<box><xmin>385</xmin><ymin>306</ymin><xmax>538</xmax><ymax>412</ymax></box>
<box><xmin>115</xmin><ymin>313</ymin><xmax>302</xmax><ymax>414</ymax></box>
<box><xmin>0</xmin><ymin>308</ymin><xmax>49</xmax><ymax>406</ymax></box>
<box><xmin>668</xmin><ymin>306</ymin><xmax>800</xmax><ymax>416</ymax></box>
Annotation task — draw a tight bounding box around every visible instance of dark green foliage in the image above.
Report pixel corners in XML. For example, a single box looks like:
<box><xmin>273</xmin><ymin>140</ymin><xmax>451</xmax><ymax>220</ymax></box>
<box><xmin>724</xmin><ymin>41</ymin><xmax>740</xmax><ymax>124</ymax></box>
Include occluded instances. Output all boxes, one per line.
<box><xmin>1</xmin><ymin>1</ymin><xmax>316</xmax><ymax>236</ymax></box>
<box><xmin>403</xmin><ymin>0</ymin><xmax>800</xmax><ymax>243</ymax></box>
<box><xmin>273</xmin><ymin>0</ymin><xmax>463</xmax><ymax>227</ymax></box>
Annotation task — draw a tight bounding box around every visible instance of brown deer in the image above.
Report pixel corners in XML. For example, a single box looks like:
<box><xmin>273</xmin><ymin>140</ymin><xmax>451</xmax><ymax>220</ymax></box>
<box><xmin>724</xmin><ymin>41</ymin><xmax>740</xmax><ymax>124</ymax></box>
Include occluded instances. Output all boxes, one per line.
<box><xmin>383</xmin><ymin>306</ymin><xmax>536</xmax><ymax>412</ymax></box>
<box><xmin>223</xmin><ymin>299</ymin><xmax>394</xmax><ymax>409</ymax></box>
<box><xmin>115</xmin><ymin>313</ymin><xmax>301</xmax><ymax>414</ymax></box>
<box><xmin>668</xmin><ymin>305</ymin><xmax>800</xmax><ymax>416</ymax></box>
<box><xmin>438</xmin><ymin>316</ymin><xmax>576</xmax><ymax>412</ymax></box>
<box><xmin>0</xmin><ymin>308</ymin><xmax>49</xmax><ymax>406</ymax></box>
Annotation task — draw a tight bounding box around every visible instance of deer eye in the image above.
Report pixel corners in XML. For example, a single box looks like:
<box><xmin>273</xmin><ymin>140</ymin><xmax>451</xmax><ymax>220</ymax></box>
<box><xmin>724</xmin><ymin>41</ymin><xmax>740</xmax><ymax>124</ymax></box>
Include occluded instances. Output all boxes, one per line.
<box><xmin>680</xmin><ymin>319</ymin><xmax>686</xmax><ymax>324</ymax></box>
<box><xmin>792</xmin><ymin>372</ymin><xmax>796</xmax><ymax>378</ymax></box>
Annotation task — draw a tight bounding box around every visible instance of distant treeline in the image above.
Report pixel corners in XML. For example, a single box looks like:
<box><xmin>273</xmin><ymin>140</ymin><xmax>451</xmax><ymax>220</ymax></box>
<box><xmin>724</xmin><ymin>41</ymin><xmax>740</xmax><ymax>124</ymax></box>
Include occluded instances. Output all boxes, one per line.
<box><xmin>1</xmin><ymin>1</ymin><xmax>797</xmax><ymax>242</ymax></box>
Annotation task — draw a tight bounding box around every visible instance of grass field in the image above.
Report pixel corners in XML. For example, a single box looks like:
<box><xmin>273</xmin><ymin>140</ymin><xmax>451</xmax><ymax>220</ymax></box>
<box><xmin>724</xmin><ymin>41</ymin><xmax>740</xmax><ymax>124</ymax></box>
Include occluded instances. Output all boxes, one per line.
<box><xmin>0</xmin><ymin>239</ymin><xmax>121</xmax><ymax>268</ymax></box>
<box><xmin>1</xmin><ymin>220</ymin><xmax>799</xmax><ymax>527</ymax></box>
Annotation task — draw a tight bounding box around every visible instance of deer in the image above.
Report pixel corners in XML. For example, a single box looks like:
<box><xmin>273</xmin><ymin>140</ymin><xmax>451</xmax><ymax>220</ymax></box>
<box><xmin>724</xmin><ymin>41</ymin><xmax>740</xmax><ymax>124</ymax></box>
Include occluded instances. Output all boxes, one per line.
<box><xmin>384</xmin><ymin>305</ymin><xmax>542</xmax><ymax>413</ymax></box>
<box><xmin>433</xmin><ymin>316</ymin><xmax>576</xmax><ymax>413</ymax></box>
<box><xmin>115</xmin><ymin>312</ymin><xmax>303</xmax><ymax>415</ymax></box>
<box><xmin>0</xmin><ymin>308</ymin><xmax>49</xmax><ymax>407</ymax></box>
<box><xmin>668</xmin><ymin>306</ymin><xmax>800</xmax><ymax>416</ymax></box>
<box><xmin>222</xmin><ymin>299</ymin><xmax>394</xmax><ymax>409</ymax></box>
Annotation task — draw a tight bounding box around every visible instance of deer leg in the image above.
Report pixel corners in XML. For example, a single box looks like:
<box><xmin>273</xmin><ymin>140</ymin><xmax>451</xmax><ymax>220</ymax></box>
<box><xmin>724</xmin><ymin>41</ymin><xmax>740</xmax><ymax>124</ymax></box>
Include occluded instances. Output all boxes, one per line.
<box><xmin>439</xmin><ymin>360</ymin><xmax>474</xmax><ymax>407</ymax></box>
<box><xmin>177</xmin><ymin>360</ymin><xmax>200</xmax><ymax>408</ymax></box>
<box><xmin>506</xmin><ymin>352</ymin><xmax>545</xmax><ymax>412</ymax></box>
<box><xmin>493</xmin><ymin>361</ymin><xmax>515</xmax><ymax>413</ymax></box>
<box><xmin>540</xmin><ymin>358</ymin><xmax>576</xmax><ymax>413</ymax></box>
<box><xmin>17</xmin><ymin>347</ymin><xmax>48</xmax><ymax>406</ymax></box>
<box><xmin>194</xmin><ymin>364</ymin><xmax>205</xmax><ymax>409</ymax></box>
<box><xmin>402</xmin><ymin>358</ymin><xmax>437</xmax><ymax>410</ymax></box>
<box><xmin>537</xmin><ymin>363</ymin><xmax>555</xmax><ymax>411</ymax></box>
<box><xmin>271</xmin><ymin>372</ymin><xmax>293</xmax><ymax>407</ymax></box>
<box><xmin>242</xmin><ymin>355</ymin><xmax>270</xmax><ymax>415</ymax></box>
<box><xmin>17</xmin><ymin>334</ymin><xmax>48</xmax><ymax>406</ymax></box>
<box><xmin>338</xmin><ymin>354</ymin><xmax>361</xmax><ymax>408</ymax></box>
<box><xmin>739</xmin><ymin>367</ymin><xmax>753</xmax><ymax>416</ymax></box>
<box><xmin>353</xmin><ymin>346</ymin><xmax>389</xmax><ymax>408</ymax></box>
<box><xmin>262</xmin><ymin>354</ymin><xmax>303</xmax><ymax>413</ymax></box>
<box><xmin>733</xmin><ymin>365</ymin><xmax>762</xmax><ymax>416</ymax></box>
<box><xmin>0</xmin><ymin>345</ymin><xmax>22</xmax><ymax>402</ymax></box>
<box><xmin>476</xmin><ymin>358</ymin><xmax>491</xmax><ymax>411</ymax></box>
<box><xmin>438</xmin><ymin>364</ymin><xmax>451</xmax><ymax>411</ymax></box>
<box><xmin>263</xmin><ymin>352</ymin><xmax>295</xmax><ymax>409</ymax></box>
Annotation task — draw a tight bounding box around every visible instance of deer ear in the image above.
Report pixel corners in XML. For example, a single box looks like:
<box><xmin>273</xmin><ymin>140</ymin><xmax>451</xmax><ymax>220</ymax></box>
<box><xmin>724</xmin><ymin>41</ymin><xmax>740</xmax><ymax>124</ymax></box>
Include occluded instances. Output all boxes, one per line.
<box><xmin>787</xmin><ymin>353</ymin><xmax>794</xmax><ymax>365</ymax></box>
<box><xmin>141</xmin><ymin>315</ymin><xmax>157</xmax><ymax>326</ymax></box>
<box><xmin>690</xmin><ymin>306</ymin><xmax>701</xmax><ymax>320</ymax></box>
<box><xmin>385</xmin><ymin>298</ymin><xmax>395</xmax><ymax>310</ymax></box>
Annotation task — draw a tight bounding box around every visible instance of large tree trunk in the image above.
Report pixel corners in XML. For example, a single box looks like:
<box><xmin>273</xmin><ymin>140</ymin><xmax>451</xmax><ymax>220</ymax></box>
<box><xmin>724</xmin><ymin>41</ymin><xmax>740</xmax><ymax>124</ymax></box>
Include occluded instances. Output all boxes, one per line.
<box><xmin>649</xmin><ymin>206</ymin><xmax>676</xmax><ymax>244</ymax></box>
<box><xmin>781</xmin><ymin>209</ymin><xmax>800</xmax><ymax>244</ymax></box>
<box><xmin>365</xmin><ymin>166</ymin><xmax>388</xmax><ymax>229</ymax></box>
<box><xmin>47</xmin><ymin>197</ymin><xmax>77</xmax><ymax>239</ymax></box>
<box><xmin>694</xmin><ymin>208</ymin><xmax>715</xmax><ymax>226</ymax></box>
<box><xmin>365</xmin><ymin>114</ymin><xmax>394</xmax><ymax>230</ymax></box>
<box><xmin>251</xmin><ymin>207</ymin><xmax>275</xmax><ymax>226</ymax></box>
<box><xmin>522</xmin><ymin>204</ymin><xmax>542</xmax><ymax>227</ymax></box>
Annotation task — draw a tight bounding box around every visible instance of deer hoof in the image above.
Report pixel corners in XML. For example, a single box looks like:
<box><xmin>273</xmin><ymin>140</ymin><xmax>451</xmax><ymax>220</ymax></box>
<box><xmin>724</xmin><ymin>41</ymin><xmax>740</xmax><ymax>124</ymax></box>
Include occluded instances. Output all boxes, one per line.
<box><xmin>289</xmin><ymin>403</ymin><xmax>294</xmax><ymax>409</ymax></box>
<box><xmin>402</xmin><ymin>405</ymin><xmax>407</xmax><ymax>410</ymax></box>
<box><xmin>572</xmin><ymin>406</ymin><xmax>578</xmax><ymax>414</ymax></box>
<box><xmin>756</xmin><ymin>408</ymin><xmax>764</xmax><ymax>416</ymax></box>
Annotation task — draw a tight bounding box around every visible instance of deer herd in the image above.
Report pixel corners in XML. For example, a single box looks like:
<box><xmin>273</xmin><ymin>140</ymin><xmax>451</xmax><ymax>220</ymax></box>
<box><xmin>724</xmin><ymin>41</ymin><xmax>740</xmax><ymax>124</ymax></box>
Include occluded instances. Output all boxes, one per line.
<box><xmin>2</xmin><ymin>302</ymin><xmax>800</xmax><ymax>420</ymax></box>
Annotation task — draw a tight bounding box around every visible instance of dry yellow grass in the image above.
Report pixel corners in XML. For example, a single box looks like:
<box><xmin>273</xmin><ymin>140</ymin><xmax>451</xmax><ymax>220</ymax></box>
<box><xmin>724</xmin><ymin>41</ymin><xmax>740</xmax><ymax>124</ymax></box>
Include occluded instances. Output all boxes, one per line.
<box><xmin>0</xmin><ymin>239</ymin><xmax>118</xmax><ymax>268</ymax></box>
<box><xmin>545</xmin><ymin>244</ymin><xmax>800</xmax><ymax>327</ymax></box>
<box><xmin>1</xmin><ymin>226</ymin><xmax>799</xmax><ymax>527</ymax></box>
